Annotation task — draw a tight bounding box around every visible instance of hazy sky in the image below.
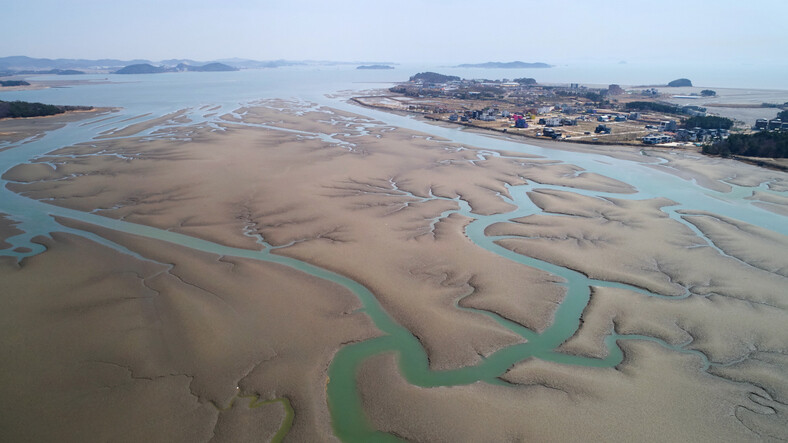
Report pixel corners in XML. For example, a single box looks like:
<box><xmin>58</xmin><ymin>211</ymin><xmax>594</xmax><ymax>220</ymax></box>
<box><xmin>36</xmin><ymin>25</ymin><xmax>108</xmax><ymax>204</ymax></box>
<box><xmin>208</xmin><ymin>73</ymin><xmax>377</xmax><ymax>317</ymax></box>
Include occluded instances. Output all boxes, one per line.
<box><xmin>3</xmin><ymin>0</ymin><xmax>787</xmax><ymax>64</ymax></box>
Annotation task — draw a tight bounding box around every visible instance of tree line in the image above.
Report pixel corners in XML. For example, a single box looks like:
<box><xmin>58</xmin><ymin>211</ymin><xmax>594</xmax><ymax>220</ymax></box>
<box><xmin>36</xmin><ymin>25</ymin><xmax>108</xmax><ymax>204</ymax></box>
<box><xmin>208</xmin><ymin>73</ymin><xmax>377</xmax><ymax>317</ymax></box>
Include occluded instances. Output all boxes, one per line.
<box><xmin>704</xmin><ymin>131</ymin><xmax>788</xmax><ymax>158</ymax></box>
<box><xmin>0</xmin><ymin>100</ymin><xmax>92</xmax><ymax>119</ymax></box>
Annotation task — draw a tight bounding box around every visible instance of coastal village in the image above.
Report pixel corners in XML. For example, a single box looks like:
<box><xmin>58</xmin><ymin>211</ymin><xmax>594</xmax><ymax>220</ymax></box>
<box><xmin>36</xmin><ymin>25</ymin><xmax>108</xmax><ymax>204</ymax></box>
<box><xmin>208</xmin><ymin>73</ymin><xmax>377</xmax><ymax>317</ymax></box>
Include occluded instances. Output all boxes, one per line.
<box><xmin>354</xmin><ymin>72</ymin><xmax>786</xmax><ymax>148</ymax></box>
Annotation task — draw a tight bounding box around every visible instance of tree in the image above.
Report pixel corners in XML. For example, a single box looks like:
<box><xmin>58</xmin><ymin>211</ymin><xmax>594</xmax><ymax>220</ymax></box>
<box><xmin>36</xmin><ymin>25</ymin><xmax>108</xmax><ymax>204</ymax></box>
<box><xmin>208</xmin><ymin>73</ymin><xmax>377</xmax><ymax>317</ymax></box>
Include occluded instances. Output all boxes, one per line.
<box><xmin>683</xmin><ymin>116</ymin><xmax>733</xmax><ymax>130</ymax></box>
<box><xmin>700</xmin><ymin>89</ymin><xmax>716</xmax><ymax>97</ymax></box>
<box><xmin>704</xmin><ymin>131</ymin><xmax>788</xmax><ymax>158</ymax></box>
<box><xmin>513</xmin><ymin>77</ymin><xmax>536</xmax><ymax>85</ymax></box>
<box><xmin>777</xmin><ymin>109</ymin><xmax>788</xmax><ymax>121</ymax></box>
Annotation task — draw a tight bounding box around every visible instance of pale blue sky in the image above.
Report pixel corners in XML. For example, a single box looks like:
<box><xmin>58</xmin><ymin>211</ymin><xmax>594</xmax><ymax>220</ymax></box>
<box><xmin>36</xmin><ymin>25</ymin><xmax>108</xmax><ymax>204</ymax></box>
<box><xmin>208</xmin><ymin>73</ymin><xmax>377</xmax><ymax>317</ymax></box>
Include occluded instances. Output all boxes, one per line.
<box><xmin>3</xmin><ymin>0</ymin><xmax>787</xmax><ymax>64</ymax></box>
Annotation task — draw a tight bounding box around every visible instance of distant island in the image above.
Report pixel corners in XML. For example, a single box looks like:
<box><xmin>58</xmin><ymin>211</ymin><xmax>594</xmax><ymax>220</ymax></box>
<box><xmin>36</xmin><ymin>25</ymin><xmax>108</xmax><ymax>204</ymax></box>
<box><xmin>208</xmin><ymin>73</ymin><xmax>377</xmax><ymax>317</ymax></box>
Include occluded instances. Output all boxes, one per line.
<box><xmin>667</xmin><ymin>78</ymin><xmax>693</xmax><ymax>87</ymax></box>
<box><xmin>114</xmin><ymin>62</ymin><xmax>238</xmax><ymax>74</ymax></box>
<box><xmin>0</xmin><ymin>80</ymin><xmax>30</xmax><ymax>87</ymax></box>
<box><xmin>454</xmin><ymin>61</ymin><xmax>552</xmax><ymax>69</ymax></box>
<box><xmin>0</xmin><ymin>100</ymin><xmax>93</xmax><ymax>119</ymax></box>
<box><xmin>357</xmin><ymin>65</ymin><xmax>394</xmax><ymax>70</ymax></box>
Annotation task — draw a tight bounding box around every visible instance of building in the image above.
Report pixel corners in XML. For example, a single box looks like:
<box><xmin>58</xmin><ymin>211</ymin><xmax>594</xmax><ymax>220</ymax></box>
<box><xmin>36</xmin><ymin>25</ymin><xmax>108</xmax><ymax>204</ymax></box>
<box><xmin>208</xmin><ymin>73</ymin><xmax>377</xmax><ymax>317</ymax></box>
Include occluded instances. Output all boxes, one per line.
<box><xmin>642</xmin><ymin>134</ymin><xmax>674</xmax><ymax>144</ymax></box>
<box><xmin>659</xmin><ymin>120</ymin><xmax>677</xmax><ymax>132</ymax></box>
<box><xmin>544</xmin><ymin>117</ymin><xmax>561</xmax><ymax>127</ymax></box>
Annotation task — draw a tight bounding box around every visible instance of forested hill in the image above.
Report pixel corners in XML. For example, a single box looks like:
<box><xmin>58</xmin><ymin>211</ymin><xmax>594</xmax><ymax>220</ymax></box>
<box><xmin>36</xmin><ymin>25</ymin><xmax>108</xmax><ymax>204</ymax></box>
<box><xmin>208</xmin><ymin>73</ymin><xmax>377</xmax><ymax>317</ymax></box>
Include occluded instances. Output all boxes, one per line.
<box><xmin>0</xmin><ymin>100</ymin><xmax>93</xmax><ymax>119</ymax></box>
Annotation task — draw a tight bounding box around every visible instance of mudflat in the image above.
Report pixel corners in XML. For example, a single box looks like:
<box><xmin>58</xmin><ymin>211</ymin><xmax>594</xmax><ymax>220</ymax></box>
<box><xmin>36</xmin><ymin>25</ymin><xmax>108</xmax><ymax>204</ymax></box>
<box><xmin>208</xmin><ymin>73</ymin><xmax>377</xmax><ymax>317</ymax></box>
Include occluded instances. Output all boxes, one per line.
<box><xmin>1</xmin><ymin>100</ymin><xmax>787</xmax><ymax>441</ymax></box>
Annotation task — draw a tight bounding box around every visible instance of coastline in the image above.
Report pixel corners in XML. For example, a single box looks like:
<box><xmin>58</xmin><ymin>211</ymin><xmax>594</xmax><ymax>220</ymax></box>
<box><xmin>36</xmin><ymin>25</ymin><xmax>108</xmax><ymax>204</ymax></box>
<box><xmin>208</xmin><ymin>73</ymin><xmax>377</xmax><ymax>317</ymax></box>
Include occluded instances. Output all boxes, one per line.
<box><xmin>350</xmin><ymin>97</ymin><xmax>788</xmax><ymax>173</ymax></box>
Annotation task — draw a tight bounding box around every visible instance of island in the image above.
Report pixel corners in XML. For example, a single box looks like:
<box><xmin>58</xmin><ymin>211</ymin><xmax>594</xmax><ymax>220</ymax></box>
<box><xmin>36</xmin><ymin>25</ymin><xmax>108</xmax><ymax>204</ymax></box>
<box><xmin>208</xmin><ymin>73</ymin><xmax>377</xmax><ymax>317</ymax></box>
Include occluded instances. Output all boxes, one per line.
<box><xmin>0</xmin><ymin>80</ymin><xmax>30</xmax><ymax>87</ymax></box>
<box><xmin>114</xmin><ymin>62</ymin><xmax>238</xmax><ymax>74</ymax></box>
<box><xmin>667</xmin><ymin>78</ymin><xmax>693</xmax><ymax>87</ymax></box>
<box><xmin>454</xmin><ymin>61</ymin><xmax>553</xmax><ymax>69</ymax></box>
<box><xmin>357</xmin><ymin>65</ymin><xmax>395</xmax><ymax>70</ymax></box>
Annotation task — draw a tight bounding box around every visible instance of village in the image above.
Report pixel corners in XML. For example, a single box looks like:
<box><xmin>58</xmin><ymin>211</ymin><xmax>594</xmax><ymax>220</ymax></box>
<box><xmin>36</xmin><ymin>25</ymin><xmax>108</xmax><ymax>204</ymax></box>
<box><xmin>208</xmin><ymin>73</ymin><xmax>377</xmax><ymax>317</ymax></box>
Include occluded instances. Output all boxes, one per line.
<box><xmin>353</xmin><ymin>73</ymin><xmax>747</xmax><ymax>147</ymax></box>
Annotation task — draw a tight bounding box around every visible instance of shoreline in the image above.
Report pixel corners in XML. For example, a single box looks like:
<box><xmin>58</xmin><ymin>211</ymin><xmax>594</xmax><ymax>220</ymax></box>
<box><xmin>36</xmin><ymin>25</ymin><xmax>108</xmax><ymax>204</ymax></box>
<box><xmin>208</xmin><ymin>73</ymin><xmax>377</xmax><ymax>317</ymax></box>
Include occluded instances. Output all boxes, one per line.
<box><xmin>350</xmin><ymin>97</ymin><xmax>788</xmax><ymax>172</ymax></box>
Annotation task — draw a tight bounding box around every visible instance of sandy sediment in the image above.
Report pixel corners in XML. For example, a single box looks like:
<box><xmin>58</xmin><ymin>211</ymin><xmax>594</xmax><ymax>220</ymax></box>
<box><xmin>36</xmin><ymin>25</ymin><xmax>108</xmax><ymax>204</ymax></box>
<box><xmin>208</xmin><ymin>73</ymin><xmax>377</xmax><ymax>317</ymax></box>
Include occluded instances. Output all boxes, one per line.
<box><xmin>644</xmin><ymin>150</ymin><xmax>788</xmax><ymax>192</ymax></box>
<box><xmin>680</xmin><ymin>211</ymin><xmax>788</xmax><ymax>277</ymax></box>
<box><xmin>0</xmin><ymin>213</ymin><xmax>23</xmax><ymax>249</ymax></box>
<box><xmin>0</xmin><ymin>108</ymin><xmax>114</xmax><ymax>149</ymax></box>
<box><xmin>559</xmin><ymin>286</ymin><xmax>788</xmax><ymax>363</ymax></box>
<box><xmin>4</xmin><ymin>106</ymin><xmax>588</xmax><ymax>370</ymax></box>
<box><xmin>5</xmin><ymin>102</ymin><xmax>788</xmax><ymax>440</ymax></box>
<box><xmin>0</xmin><ymin>221</ymin><xmax>378</xmax><ymax>441</ymax></box>
<box><xmin>95</xmin><ymin>109</ymin><xmax>190</xmax><ymax>139</ymax></box>
<box><xmin>488</xmin><ymin>189</ymin><xmax>788</xmax><ymax>306</ymax></box>
<box><xmin>357</xmin><ymin>342</ymin><xmax>773</xmax><ymax>442</ymax></box>
<box><xmin>746</xmin><ymin>190</ymin><xmax>788</xmax><ymax>216</ymax></box>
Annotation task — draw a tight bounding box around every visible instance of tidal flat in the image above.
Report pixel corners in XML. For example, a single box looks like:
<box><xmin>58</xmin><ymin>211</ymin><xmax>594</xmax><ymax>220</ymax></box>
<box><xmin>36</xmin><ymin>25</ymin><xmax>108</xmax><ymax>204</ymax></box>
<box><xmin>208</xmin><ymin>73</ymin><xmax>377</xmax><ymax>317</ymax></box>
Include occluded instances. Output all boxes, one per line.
<box><xmin>1</xmin><ymin>99</ymin><xmax>787</xmax><ymax>442</ymax></box>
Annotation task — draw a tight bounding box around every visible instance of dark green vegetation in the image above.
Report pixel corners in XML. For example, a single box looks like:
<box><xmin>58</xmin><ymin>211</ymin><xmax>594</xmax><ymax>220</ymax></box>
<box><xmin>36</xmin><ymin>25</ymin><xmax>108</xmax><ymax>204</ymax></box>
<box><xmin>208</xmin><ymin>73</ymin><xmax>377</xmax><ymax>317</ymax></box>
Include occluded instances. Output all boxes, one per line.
<box><xmin>513</xmin><ymin>77</ymin><xmax>537</xmax><ymax>85</ymax></box>
<box><xmin>0</xmin><ymin>100</ymin><xmax>92</xmax><ymax>119</ymax></box>
<box><xmin>700</xmin><ymin>89</ymin><xmax>716</xmax><ymax>96</ymax></box>
<box><xmin>625</xmin><ymin>101</ymin><xmax>680</xmax><ymax>113</ymax></box>
<box><xmin>114</xmin><ymin>62</ymin><xmax>238</xmax><ymax>74</ymax></box>
<box><xmin>409</xmin><ymin>72</ymin><xmax>460</xmax><ymax>83</ymax></box>
<box><xmin>357</xmin><ymin>65</ymin><xmax>394</xmax><ymax>70</ymax></box>
<box><xmin>667</xmin><ymin>78</ymin><xmax>692</xmax><ymax>87</ymax></box>
<box><xmin>683</xmin><ymin>116</ymin><xmax>734</xmax><ymax>129</ymax></box>
<box><xmin>777</xmin><ymin>110</ymin><xmax>788</xmax><ymax>121</ymax></box>
<box><xmin>0</xmin><ymin>80</ymin><xmax>30</xmax><ymax>87</ymax></box>
<box><xmin>454</xmin><ymin>61</ymin><xmax>552</xmax><ymax>68</ymax></box>
<box><xmin>704</xmin><ymin>131</ymin><xmax>788</xmax><ymax>158</ymax></box>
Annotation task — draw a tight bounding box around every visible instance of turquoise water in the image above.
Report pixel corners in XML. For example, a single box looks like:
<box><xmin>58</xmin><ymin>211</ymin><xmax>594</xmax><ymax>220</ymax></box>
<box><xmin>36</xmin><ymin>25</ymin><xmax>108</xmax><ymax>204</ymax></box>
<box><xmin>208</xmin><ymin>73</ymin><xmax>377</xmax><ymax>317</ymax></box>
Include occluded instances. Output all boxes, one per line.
<box><xmin>1</xmin><ymin>68</ymin><xmax>786</xmax><ymax>441</ymax></box>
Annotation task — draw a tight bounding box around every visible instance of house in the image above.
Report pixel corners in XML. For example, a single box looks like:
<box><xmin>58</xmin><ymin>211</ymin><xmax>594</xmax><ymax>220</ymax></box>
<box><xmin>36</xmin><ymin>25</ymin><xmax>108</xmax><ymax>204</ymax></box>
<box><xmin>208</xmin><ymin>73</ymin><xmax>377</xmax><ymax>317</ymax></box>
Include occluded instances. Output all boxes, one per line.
<box><xmin>515</xmin><ymin>119</ymin><xmax>528</xmax><ymax>128</ymax></box>
<box><xmin>594</xmin><ymin>124</ymin><xmax>611</xmax><ymax>134</ymax></box>
<box><xmin>545</xmin><ymin>117</ymin><xmax>562</xmax><ymax>127</ymax></box>
<box><xmin>659</xmin><ymin>120</ymin><xmax>677</xmax><ymax>132</ymax></box>
<box><xmin>755</xmin><ymin>119</ymin><xmax>769</xmax><ymax>130</ymax></box>
<box><xmin>642</xmin><ymin>134</ymin><xmax>674</xmax><ymax>144</ymax></box>
<box><xmin>449</xmin><ymin>114</ymin><xmax>459</xmax><ymax>122</ymax></box>
<box><xmin>768</xmin><ymin>119</ymin><xmax>782</xmax><ymax>130</ymax></box>
<box><xmin>628</xmin><ymin>112</ymin><xmax>641</xmax><ymax>120</ymax></box>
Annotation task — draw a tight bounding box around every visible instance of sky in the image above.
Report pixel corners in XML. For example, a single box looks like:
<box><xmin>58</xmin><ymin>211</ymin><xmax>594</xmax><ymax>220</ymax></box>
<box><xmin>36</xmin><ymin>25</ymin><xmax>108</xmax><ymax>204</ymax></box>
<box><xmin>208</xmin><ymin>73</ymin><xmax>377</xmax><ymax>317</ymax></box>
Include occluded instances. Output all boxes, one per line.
<box><xmin>3</xmin><ymin>0</ymin><xmax>788</xmax><ymax>65</ymax></box>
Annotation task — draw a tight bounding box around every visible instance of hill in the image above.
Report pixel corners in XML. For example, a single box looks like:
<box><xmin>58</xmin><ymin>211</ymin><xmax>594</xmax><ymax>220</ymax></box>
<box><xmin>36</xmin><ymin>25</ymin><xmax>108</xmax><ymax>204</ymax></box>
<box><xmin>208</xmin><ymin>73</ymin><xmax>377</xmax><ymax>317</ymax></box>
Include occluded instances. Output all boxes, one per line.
<box><xmin>185</xmin><ymin>62</ymin><xmax>238</xmax><ymax>72</ymax></box>
<box><xmin>409</xmin><ymin>72</ymin><xmax>460</xmax><ymax>83</ymax></box>
<box><xmin>667</xmin><ymin>78</ymin><xmax>693</xmax><ymax>87</ymax></box>
<box><xmin>114</xmin><ymin>64</ymin><xmax>168</xmax><ymax>74</ymax></box>
<box><xmin>454</xmin><ymin>61</ymin><xmax>552</xmax><ymax>69</ymax></box>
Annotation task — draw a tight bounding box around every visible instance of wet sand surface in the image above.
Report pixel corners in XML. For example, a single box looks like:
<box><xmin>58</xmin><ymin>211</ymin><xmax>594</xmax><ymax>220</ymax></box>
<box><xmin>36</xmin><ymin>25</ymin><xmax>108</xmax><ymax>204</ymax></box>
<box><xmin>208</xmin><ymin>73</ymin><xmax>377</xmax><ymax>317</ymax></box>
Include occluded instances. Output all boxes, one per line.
<box><xmin>1</xmin><ymin>100</ymin><xmax>787</xmax><ymax>441</ymax></box>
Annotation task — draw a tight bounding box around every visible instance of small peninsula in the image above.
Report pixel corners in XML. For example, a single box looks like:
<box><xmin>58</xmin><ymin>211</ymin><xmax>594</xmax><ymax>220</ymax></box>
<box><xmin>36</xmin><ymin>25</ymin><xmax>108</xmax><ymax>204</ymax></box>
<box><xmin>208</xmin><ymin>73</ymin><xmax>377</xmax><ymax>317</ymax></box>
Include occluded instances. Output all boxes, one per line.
<box><xmin>0</xmin><ymin>100</ymin><xmax>93</xmax><ymax>119</ymax></box>
<box><xmin>455</xmin><ymin>61</ymin><xmax>552</xmax><ymax>69</ymax></box>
